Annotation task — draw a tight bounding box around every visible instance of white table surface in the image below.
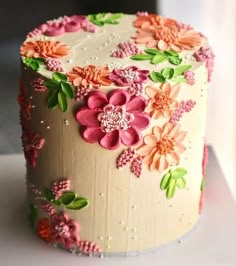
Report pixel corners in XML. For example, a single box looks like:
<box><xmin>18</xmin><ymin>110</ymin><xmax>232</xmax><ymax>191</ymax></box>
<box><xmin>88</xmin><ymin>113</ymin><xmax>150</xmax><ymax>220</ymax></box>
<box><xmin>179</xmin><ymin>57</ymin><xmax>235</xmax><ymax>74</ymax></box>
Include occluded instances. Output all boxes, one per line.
<box><xmin>0</xmin><ymin>147</ymin><xmax>236</xmax><ymax>266</ymax></box>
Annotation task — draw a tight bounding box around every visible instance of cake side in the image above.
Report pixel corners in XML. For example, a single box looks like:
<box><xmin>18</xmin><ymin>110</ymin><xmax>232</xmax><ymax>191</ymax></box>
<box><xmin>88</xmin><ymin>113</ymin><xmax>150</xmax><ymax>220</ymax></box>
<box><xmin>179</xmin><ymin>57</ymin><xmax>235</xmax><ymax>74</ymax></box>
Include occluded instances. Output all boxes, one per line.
<box><xmin>19</xmin><ymin>13</ymin><xmax>214</xmax><ymax>255</ymax></box>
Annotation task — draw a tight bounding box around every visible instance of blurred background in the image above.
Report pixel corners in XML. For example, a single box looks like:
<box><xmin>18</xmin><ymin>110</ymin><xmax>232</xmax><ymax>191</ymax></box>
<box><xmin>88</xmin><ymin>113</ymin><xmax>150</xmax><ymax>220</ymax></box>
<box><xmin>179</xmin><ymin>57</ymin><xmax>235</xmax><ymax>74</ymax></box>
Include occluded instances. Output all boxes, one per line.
<box><xmin>0</xmin><ymin>0</ymin><xmax>235</xmax><ymax>198</ymax></box>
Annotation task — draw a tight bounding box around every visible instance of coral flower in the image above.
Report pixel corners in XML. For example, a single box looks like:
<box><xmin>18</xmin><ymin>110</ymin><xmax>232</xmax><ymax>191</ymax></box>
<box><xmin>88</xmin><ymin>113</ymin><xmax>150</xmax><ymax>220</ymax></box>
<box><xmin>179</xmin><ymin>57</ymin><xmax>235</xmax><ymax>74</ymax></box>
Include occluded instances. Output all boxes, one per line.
<box><xmin>145</xmin><ymin>83</ymin><xmax>180</xmax><ymax>119</ymax></box>
<box><xmin>136</xmin><ymin>122</ymin><xmax>186</xmax><ymax>172</ymax></box>
<box><xmin>67</xmin><ymin>65</ymin><xmax>112</xmax><ymax>89</ymax></box>
<box><xmin>37</xmin><ymin>218</ymin><xmax>52</xmax><ymax>243</ymax></box>
<box><xmin>20</xmin><ymin>40</ymin><xmax>70</xmax><ymax>58</ymax></box>
<box><xmin>76</xmin><ymin>89</ymin><xmax>150</xmax><ymax>150</ymax></box>
<box><xmin>133</xmin><ymin>15</ymin><xmax>204</xmax><ymax>51</ymax></box>
<box><xmin>51</xmin><ymin>213</ymin><xmax>80</xmax><ymax>249</ymax></box>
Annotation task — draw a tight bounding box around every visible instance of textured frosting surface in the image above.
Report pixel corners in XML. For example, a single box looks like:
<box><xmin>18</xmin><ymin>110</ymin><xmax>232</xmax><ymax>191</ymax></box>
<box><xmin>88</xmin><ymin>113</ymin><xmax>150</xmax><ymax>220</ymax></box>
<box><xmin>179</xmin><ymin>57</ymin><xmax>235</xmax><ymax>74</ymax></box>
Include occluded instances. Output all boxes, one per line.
<box><xmin>19</xmin><ymin>13</ymin><xmax>213</xmax><ymax>256</ymax></box>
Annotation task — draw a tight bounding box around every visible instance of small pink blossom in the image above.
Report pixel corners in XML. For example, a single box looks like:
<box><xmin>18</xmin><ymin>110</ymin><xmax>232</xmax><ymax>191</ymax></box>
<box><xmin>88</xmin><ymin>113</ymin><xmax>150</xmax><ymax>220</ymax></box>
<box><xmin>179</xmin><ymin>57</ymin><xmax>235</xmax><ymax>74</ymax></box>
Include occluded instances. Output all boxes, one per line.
<box><xmin>75</xmin><ymin>85</ymin><xmax>90</xmax><ymax>101</ymax></box>
<box><xmin>193</xmin><ymin>47</ymin><xmax>215</xmax><ymax>82</ymax></box>
<box><xmin>51</xmin><ymin>179</ymin><xmax>71</xmax><ymax>200</ymax></box>
<box><xmin>45</xmin><ymin>58</ymin><xmax>64</xmax><ymax>72</ymax></box>
<box><xmin>27</xmin><ymin>28</ymin><xmax>42</xmax><ymax>38</ymax></box>
<box><xmin>76</xmin><ymin>89</ymin><xmax>150</xmax><ymax>150</ymax></box>
<box><xmin>170</xmin><ymin>100</ymin><xmax>196</xmax><ymax>124</ymax></box>
<box><xmin>42</xmin><ymin>203</ymin><xmax>55</xmax><ymax>216</ymax></box>
<box><xmin>111</xmin><ymin>41</ymin><xmax>141</xmax><ymax>58</ymax></box>
<box><xmin>136</xmin><ymin>11</ymin><xmax>149</xmax><ymax>17</ymax></box>
<box><xmin>202</xmin><ymin>144</ymin><xmax>208</xmax><ymax>177</ymax></box>
<box><xmin>116</xmin><ymin>148</ymin><xmax>135</xmax><ymax>168</ymax></box>
<box><xmin>51</xmin><ymin>213</ymin><xmax>80</xmax><ymax>249</ymax></box>
<box><xmin>127</xmin><ymin>83</ymin><xmax>144</xmax><ymax>96</ymax></box>
<box><xmin>30</xmin><ymin>78</ymin><xmax>47</xmax><ymax>92</ymax></box>
<box><xmin>108</xmin><ymin>66</ymin><xmax>149</xmax><ymax>86</ymax></box>
<box><xmin>184</xmin><ymin>71</ymin><xmax>195</xmax><ymax>85</ymax></box>
<box><xmin>78</xmin><ymin>240</ymin><xmax>102</xmax><ymax>255</ymax></box>
<box><xmin>130</xmin><ymin>157</ymin><xmax>143</xmax><ymax>178</ymax></box>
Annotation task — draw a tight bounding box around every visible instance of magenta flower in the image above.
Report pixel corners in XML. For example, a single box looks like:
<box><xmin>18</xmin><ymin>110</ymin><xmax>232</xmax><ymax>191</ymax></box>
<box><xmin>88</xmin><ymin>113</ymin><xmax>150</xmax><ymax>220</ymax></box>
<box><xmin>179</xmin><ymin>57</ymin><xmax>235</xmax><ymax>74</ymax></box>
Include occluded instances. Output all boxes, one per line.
<box><xmin>76</xmin><ymin>89</ymin><xmax>150</xmax><ymax>150</ymax></box>
<box><xmin>108</xmin><ymin>66</ymin><xmax>149</xmax><ymax>86</ymax></box>
<box><xmin>51</xmin><ymin>213</ymin><xmax>80</xmax><ymax>249</ymax></box>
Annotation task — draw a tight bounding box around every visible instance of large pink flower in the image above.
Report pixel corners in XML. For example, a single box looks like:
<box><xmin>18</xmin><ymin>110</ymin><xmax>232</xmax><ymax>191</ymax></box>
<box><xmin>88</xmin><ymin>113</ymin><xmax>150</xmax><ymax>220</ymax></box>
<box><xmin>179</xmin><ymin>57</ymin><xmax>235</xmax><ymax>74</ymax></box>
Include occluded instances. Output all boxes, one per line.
<box><xmin>51</xmin><ymin>213</ymin><xmax>80</xmax><ymax>249</ymax></box>
<box><xmin>76</xmin><ymin>89</ymin><xmax>150</xmax><ymax>150</ymax></box>
<box><xmin>108</xmin><ymin>66</ymin><xmax>149</xmax><ymax>86</ymax></box>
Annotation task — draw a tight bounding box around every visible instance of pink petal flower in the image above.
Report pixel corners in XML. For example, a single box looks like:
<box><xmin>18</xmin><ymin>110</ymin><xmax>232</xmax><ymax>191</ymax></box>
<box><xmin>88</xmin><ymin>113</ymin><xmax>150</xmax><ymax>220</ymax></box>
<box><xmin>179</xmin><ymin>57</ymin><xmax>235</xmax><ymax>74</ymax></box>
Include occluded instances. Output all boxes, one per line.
<box><xmin>82</xmin><ymin>127</ymin><xmax>105</xmax><ymax>143</ymax></box>
<box><xmin>126</xmin><ymin>96</ymin><xmax>147</xmax><ymax>113</ymax></box>
<box><xmin>108</xmin><ymin>89</ymin><xmax>130</xmax><ymax>106</ymax></box>
<box><xmin>100</xmin><ymin>130</ymin><xmax>121</xmax><ymax>150</ymax></box>
<box><xmin>76</xmin><ymin>108</ymin><xmax>100</xmax><ymax>127</ymax></box>
<box><xmin>87</xmin><ymin>91</ymin><xmax>108</xmax><ymax>109</ymax></box>
<box><xmin>130</xmin><ymin>113</ymin><xmax>150</xmax><ymax>129</ymax></box>
<box><xmin>120</xmin><ymin>127</ymin><xmax>141</xmax><ymax>146</ymax></box>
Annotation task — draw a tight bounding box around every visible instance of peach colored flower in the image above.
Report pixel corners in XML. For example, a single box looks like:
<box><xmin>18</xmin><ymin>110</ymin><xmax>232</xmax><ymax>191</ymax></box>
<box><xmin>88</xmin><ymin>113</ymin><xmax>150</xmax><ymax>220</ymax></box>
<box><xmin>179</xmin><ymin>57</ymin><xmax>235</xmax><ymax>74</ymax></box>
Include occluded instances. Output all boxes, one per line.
<box><xmin>136</xmin><ymin>122</ymin><xmax>186</xmax><ymax>172</ymax></box>
<box><xmin>67</xmin><ymin>65</ymin><xmax>112</xmax><ymax>89</ymax></box>
<box><xmin>145</xmin><ymin>83</ymin><xmax>180</xmax><ymax>119</ymax></box>
<box><xmin>133</xmin><ymin>15</ymin><xmax>204</xmax><ymax>51</ymax></box>
<box><xmin>20</xmin><ymin>40</ymin><xmax>70</xmax><ymax>58</ymax></box>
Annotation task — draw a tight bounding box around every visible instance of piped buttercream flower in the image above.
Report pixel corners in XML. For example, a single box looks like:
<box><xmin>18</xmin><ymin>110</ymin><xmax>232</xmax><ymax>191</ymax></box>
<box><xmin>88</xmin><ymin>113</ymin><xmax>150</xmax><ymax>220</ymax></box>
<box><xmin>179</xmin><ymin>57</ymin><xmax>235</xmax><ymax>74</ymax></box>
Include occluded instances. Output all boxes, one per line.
<box><xmin>136</xmin><ymin>122</ymin><xmax>186</xmax><ymax>172</ymax></box>
<box><xmin>20</xmin><ymin>40</ymin><xmax>70</xmax><ymax>58</ymax></box>
<box><xmin>76</xmin><ymin>89</ymin><xmax>150</xmax><ymax>150</ymax></box>
<box><xmin>108</xmin><ymin>66</ymin><xmax>149</xmax><ymax>86</ymax></box>
<box><xmin>145</xmin><ymin>83</ymin><xmax>180</xmax><ymax>119</ymax></box>
<box><xmin>37</xmin><ymin>218</ymin><xmax>52</xmax><ymax>243</ymax></box>
<box><xmin>51</xmin><ymin>213</ymin><xmax>80</xmax><ymax>249</ymax></box>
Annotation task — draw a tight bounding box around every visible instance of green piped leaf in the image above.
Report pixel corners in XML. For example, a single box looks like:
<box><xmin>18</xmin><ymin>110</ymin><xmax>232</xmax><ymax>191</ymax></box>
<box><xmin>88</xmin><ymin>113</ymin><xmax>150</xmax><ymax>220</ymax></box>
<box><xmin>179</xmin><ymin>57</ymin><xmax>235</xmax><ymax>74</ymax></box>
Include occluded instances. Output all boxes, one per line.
<box><xmin>169</xmin><ymin>56</ymin><xmax>182</xmax><ymax>65</ymax></box>
<box><xmin>174</xmin><ymin>65</ymin><xmax>192</xmax><ymax>76</ymax></box>
<box><xmin>88</xmin><ymin>13</ymin><xmax>123</xmax><ymax>26</ymax></box>
<box><xmin>52</xmin><ymin>72</ymin><xmax>67</xmax><ymax>82</ymax></box>
<box><xmin>164</xmin><ymin>50</ymin><xmax>179</xmax><ymax>57</ymax></box>
<box><xmin>23</xmin><ymin>57</ymin><xmax>45</xmax><ymax>71</ymax></box>
<box><xmin>130</xmin><ymin>54</ymin><xmax>153</xmax><ymax>61</ymax></box>
<box><xmin>61</xmin><ymin>82</ymin><xmax>75</xmax><ymax>99</ymax></box>
<box><xmin>160</xmin><ymin>170</ymin><xmax>171</xmax><ymax>190</ymax></box>
<box><xmin>151</xmin><ymin>54</ymin><xmax>168</xmax><ymax>64</ymax></box>
<box><xmin>161</xmin><ymin>67</ymin><xmax>175</xmax><ymax>79</ymax></box>
<box><xmin>201</xmin><ymin>178</ymin><xmax>205</xmax><ymax>191</ymax></box>
<box><xmin>66</xmin><ymin>197</ymin><xmax>89</xmax><ymax>210</ymax></box>
<box><xmin>171</xmin><ymin>168</ymin><xmax>187</xmax><ymax>179</ymax></box>
<box><xmin>29</xmin><ymin>204</ymin><xmax>38</xmax><ymax>228</ymax></box>
<box><xmin>48</xmin><ymin>91</ymin><xmax>58</xmax><ymax>109</ymax></box>
<box><xmin>43</xmin><ymin>188</ymin><xmax>55</xmax><ymax>202</ymax></box>
<box><xmin>172</xmin><ymin>76</ymin><xmax>187</xmax><ymax>83</ymax></box>
<box><xmin>59</xmin><ymin>191</ymin><xmax>77</xmax><ymax>205</ymax></box>
<box><xmin>144</xmin><ymin>48</ymin><xmax>163</xmax><ymax>55</ymax></box>
<box><xmin>166</xmin><ymin>178</ymin><xmax>176</xmax><ymax>199</ymax></box>
<box><xmin>176</xmin><ymin>177</ymin><xmax>186</xmax><ymax>189</ymax></box>
<box><xmin>58</xmin><ymin>90</ymin><xmax>68</xmax><ymax>112</ymax></box>
<box><xmin>44</xmin><ymin>79</ymin><xmax>59</xmax><ymax>91</ymax></box>
<box><xmin>150</xmin><ymin>71</ymin><xmax>166</xmax><ymax>83</ymax></box>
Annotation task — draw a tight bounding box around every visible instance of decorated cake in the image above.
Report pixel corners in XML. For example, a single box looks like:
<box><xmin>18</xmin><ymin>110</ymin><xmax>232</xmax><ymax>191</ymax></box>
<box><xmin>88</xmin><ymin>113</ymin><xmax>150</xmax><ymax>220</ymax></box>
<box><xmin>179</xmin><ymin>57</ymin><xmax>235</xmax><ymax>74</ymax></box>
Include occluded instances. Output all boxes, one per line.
<box><xmin>18</xmin><ymin>12</ymin><xmax>214</xmax><ymax>256</ymax></box>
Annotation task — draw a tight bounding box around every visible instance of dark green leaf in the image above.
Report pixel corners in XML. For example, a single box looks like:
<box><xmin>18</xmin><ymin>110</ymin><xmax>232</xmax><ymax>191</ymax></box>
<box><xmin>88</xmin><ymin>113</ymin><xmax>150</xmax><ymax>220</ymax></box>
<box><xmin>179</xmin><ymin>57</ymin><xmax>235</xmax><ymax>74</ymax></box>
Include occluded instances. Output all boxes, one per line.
<box><xmin>144</xmin><ymin>48</ymin><xmax>163</xmax><ymax>55</ymax></box>
<box><xmin>169</xmin><ymin>56</ymin><xmax>182</xmax><ymax>65</ymax></box>
<box><xmin>166</xmin><ymin>178</ymin><xmax>176</xmax><ymax>199</ymax></box>
<box><xmin>61</xmin><ymin>82</ymin><xmax>75</xmax><ymax>99</ymax></box>
<box><xmin>34</xmin><ymin>57</ymin><xmax>45</xmax><ymax>64</ymax></box>
<box><xmin>161</xmin><ymin>67</ymin><xmax>175</xmax><ymax>79</ymax></box>
<box><xmin>48</xmin><ymin>92</ymin><xmax>58</xmax><ymax>109</ymax></box>
<box><xmin>174</xmin><ymin>65</ymin><xmax>192</xmax><ymax>76</ymax></box>
<box><xmin>201</xmin><ymin>179</ymin><xmax>205</xmax><ymax>191</ymax></box>
<box><xmin>164</xmin><ymin>50</ymin><xmax>179</xmax><ymax>57</ymax></box>
<box><xmin>58</xmin><ymin>90</ymin><xmax>68</xmax><ymax>112</ymax></box>
<box><xmin>66</xmin><ymin>197</ymin><xmax>89</xmax><ymax>210</ymax></box>
<box><xmin>30</xmin><ymin>61</ymin><xmax>40</xmax><ymax>71</ymax></box>
<box><xmin>28</xmin><ymin>204</ymin><xmax>37</xmax><ymax>228</ymax></box>
<box><xmin>130</xmin><ymin>54</ymin><xmax>153</xmax><ymax>60</ymax></box>
<box><xmin>172</xmin><ymin>76</ymin><xmax>187</xmax><ymax>83</ymax></box>
<box><xmin>171</xmin><ymin>168</ymin><xmax>187</xmax><ymax>179</ymax></box>
<box><xmin>43</xmin><ymin>188</ymin><xmax>55</xmax><ymax>202</ymax></box>
<box><xmin>176</xmin><ymin>177</ymin><xmax>187</xmax><ymax>189</ymax></box>
<box><xmin>59</xmin><ymin>191</ymin><xmax>77</xmax><ymax>205</ymax></box>
<box><xmin>160</xmin><ymin>170</ymin><xmax>171</xmax><ymax>190</ymax></box>
<box><xmin>150</xmin><ymin>71</ymin><xmax>166</xmax><ymax>83</ymax></box>
<box><xmin>44</xmin><ymin>79</ymin><xmax>59</xmax><ymax>91</ymax></box>
<box><xmin>151</xmin><ymin>54</ymin><xmax>168</xmax><ymax>64</ymax></box>
<box><xmin>52</xmin><ymin>72</ymin><xmax>67</xmax><ymax>82</ymax></box>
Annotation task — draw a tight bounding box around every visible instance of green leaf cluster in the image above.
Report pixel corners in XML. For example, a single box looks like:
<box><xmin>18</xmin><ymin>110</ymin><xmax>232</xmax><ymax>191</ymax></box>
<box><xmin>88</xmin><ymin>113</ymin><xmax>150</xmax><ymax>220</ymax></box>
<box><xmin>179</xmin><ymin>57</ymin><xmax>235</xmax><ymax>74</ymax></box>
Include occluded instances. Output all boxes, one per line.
<box><xmin>88</xmin><ymin>13</ymin><xmax>123</xmax><ymax>26</ymax></box>
<box><xmin>44</xmin><ymin>72</ymin><xmax>75</xmax><ymax>112</ymax></box>
<box><xmin>28</xmin><ymin>204</ymin><xmax>38</xmax><ymax>228</ymax></box>
<box><xmin>160</xmin><ymin>168</ymin><xmax>187</xmax><ymax>199</ymax></box>
<box><xmin>43</xmin><ymin>188</ymin><xmax>89</xmax><ymax>210</ymax></box>
<box><xmin>150</xmin><ymin>65</ymin><xmax>192</xmax><ymax>83</ymax></box>
<box><xmin>23</xmin><ymin>57</ymin><xmax>45</xmax><ymax>71</ymax></box>
<box><xmin>131</xmin><ymin>49</ymin><xmax>183</xmax><ymax>65</ymax></box>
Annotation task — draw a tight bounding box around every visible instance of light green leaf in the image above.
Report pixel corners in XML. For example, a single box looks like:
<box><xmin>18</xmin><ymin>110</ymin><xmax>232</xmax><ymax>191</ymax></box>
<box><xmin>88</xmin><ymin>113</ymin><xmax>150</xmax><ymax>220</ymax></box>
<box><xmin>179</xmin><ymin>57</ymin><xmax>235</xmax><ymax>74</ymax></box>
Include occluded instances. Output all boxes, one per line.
<box><xmin>176</xmin><ymin>177</ymin><xmax>187</xmax><ymax>189</ymax></box>
<box><xmin>23</xmin><ymin>57</ymin><xmax>32</xmax><ymax>66</ymax></box>
<box><xmin>201</xmin><ymin>178</ymin><xmax>205</xmax><ymax>191</ymax></box>
<box><xmin>48</xmin><ymin>92</ymin><xmax>58</xmax><ymax>109</ymax></box>
<box><xmin>166</xmin><ymin>178</ymin><xmax>176</xmax><ymax>199</ymax></box>
<box><xmin>161</xmin><ymin>67</ymin><xmax>175</xmax><ymax>79</ymax></box>
<box><xmin>144</xmin><ymin>48</ymin><xmax>163</xmax><ymax>55</ymax></box>
<box><xmin>52</xmin><ymin>72</ymin><xmax>67</xmax><ymax>82</ymax></box>
<box><xmin>130</xmin><ymin>54</ymin><xmax>153</xmax><ymax>60</ymax></box>
<box><xmin>43</xmin><ymin>188</ymin><xmax>55</xmax><ymax>202</ymax></box>
<box><xmin>172</xmin><ymin>76</ymin><xmax>187</xmax><ymax>83</ymax></box>
<box><xmin>160</xmin><ymin>170</ymin><xmax>171</xmax><ymax>190</ymax></box>
<box><xmin>44</xmin><ymin>79</ymin><xmax>59</xmax><ymax>90</ymax></box>
<box><xmin>59</xmin><ymin>191</ymin><xmax>77</xmax><ymax>205</ymax></box>
<box><xmin>169</xmin><ymin>56</ymin><xmax>182</xmax><ymax>65</ymax></box>
<box><xmin>151</xmin><ymin>54</ymin><xmax>168</xmax><ymax>64</ymax></box>
<box><xmin>164</xmin><ymin>50</ymin><xmax>179</xmax><ymax>57</ymax></box>
<box><xmin>58</xmin><ymin>90</ymin><xmax>68</xmax><ymax>112</ymax></box>
<box><xmin>66</xmin><ymin>197</ymin><xmax>89</xmax><ymax>210</ymax></box>
<box><xmin>174</xmin><ymin>65</ymin><xmax>192</xmax><ymax>76</ymax></box>
<box><xmin>171</xmin><ymin>168</ymin><xmax>187</xmax><ymax>179</ymax></box>
<box><xmin>61</xmin><ymin>82</ymin><xmax>75</xmax><ymax>99</ymax></box>
<box><xmin>150</xmin><ymin>71</ymin><xmax>166</xmax><ymax>83</ymax></box>
<box><xmin>107</xmin><ymin>13</ymin><xmax>123</xmax><ymax>21</ymax></box>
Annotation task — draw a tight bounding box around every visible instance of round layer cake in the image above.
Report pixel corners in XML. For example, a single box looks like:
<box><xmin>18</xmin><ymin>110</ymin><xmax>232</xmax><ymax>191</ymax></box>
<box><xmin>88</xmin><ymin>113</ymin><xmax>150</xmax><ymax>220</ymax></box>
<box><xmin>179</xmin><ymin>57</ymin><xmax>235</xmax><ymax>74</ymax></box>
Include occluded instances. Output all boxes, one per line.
<box><xmin>18</xmin><ymin>12</ymin><xmax>214</xmax><ymax>256</ymax></box>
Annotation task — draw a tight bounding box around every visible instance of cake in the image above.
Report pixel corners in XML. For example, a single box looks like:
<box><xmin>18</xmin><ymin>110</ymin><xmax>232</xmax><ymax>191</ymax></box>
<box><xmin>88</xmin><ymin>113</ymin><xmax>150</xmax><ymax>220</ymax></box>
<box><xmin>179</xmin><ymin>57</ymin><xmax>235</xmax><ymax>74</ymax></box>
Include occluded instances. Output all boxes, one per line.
<box><xmin>18</xmin><ymin>12</ymin><xmax>214</xmax><ymax>256</ymax></box>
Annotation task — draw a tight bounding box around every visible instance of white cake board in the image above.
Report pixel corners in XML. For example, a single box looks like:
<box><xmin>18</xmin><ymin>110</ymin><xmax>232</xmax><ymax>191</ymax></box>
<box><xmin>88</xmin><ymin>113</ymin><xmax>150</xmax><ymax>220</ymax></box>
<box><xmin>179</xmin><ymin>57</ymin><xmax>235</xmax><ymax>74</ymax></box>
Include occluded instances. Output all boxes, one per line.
<box><xmin>0</xmin><ymin>147</ymin><xmax>235</xmax><ymax>266</ymax></box>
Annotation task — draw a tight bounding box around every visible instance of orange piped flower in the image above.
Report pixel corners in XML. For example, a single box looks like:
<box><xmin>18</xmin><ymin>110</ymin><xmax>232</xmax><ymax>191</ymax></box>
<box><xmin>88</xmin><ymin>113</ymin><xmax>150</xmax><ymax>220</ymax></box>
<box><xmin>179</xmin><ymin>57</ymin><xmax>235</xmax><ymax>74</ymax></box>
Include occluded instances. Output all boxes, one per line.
<box><xmin>133</xmin><ymin>14</ymin><xmax>204</xmax><ymax>51</ymax></box>
<box><xmin>20</xmin><ymin>40</ymin><xmax>70</xmax><ymax>58</ymax></box>
<box><xmin>136</xmin><ymin>123</ymin><xmax>186</xmax><ymax>172</ymax></box>
<box><xmin>145</xmin><ymin>83</ymin><xmax>180</xmax><ymax>119</ymax></box>
<box><xmin>37</xmin><ymin>218</ymin><xmax>52</xmax><ymax>243</ymax></box>
<box><xmin>67</xmin><ymin>65</ymin><xmax>112</xmax><ymax>88</ymax></box>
